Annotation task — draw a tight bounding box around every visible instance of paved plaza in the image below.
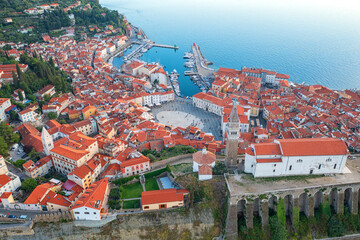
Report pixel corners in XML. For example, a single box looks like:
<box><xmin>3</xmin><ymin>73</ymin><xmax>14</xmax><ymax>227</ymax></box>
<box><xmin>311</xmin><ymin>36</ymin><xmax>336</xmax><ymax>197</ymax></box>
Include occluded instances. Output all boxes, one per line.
<box><xmin>151</xmin><ymin>97</ymin><xmax>222</xmax><ymax>140</ymax></box>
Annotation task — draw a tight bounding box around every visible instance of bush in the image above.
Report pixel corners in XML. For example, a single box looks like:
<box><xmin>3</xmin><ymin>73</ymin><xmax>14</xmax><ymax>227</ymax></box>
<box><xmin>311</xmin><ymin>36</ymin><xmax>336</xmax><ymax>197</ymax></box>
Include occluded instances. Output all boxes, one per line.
<box><xmin>327</xmin><ymin>215</ymin><xmax>345</xmax><ymax>237</ymax></box>
<box><xmin>108</xmin><ymin>200</ymin><xmax>121</xmax><ymax>210</ymax></box>
<box><xmin>47</xmin><ymin>112</ymin><xmax>57</xmax><ymax>119</ymax></box>
<box><xmin>269</xmin><ymin>215</ymin><xmax>288</xmax><ymax>240</ymax></box>
<box><xmin>213</xmin><ymin>161</ymin><xmax>227</xmax><ymax>175</ymax></box>
<box><xmin>109</xmin><ymin>188</ymin><xmax>121</xmax><ymax>200</ymax></box>
<box><xmin>21</xmin><ymin>178</ymin><xmax>38</xmax><ymax>192</ymax></box>
<box><xmin>112</xmin><ymin>175</ymin><xmax>136</xmax><ymax>186</ymax></box>
<box><xmin>14</xmin><ymin>159</ymin><xmax>26</xmax><ymax>168</ymax></box>
<box><xmin>144</xmin><ymin>167</ymin><xmax>167</xmax><ymax>179</ymax></box>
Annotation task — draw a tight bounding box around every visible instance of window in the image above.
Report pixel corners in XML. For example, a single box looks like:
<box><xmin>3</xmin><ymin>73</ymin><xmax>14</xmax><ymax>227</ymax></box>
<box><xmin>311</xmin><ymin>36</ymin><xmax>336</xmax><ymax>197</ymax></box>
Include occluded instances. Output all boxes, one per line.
<box><xmin>297</xmin><ymin>159</ymin><xmax>303</xmax><ymax>163</ymax></box>
<box><xmin>273</xmin><ymin>164</ymin><xmax>277</xmax><ymax>167</ymax></box>
<box><xmin>75</xmin><ymin>212</ymin><xmax>80</xmax><ymax>214</ymax></box>
<box><xmin>144</xmin><ymin>206</ymin><xmax>149</xmax><ymax>209</ymax></box>
<box><xmin>273</xmin><ymin>169</ymin><xmax>275</xmax><ymax>172</ymax></box>
<box><xmin>326</xmin><ymin>158</ymin><xmax>332</xmax><ymax>162</ymax></box>
<box><xmin>334</xmin><ymin>164</ymin><xmax>337</xmax><ymax>169</ymax></box>
<box><xmin>289</xmin><ymin>165</ymin><xmax>292</xmax><ymax>171</ymax></box>
<box><xmin>318</xmin><ymin>164</ymin><xmax>322</xmax><ymax>170</ymax></box>
<box><xmin>85</xmin><ymin>212</ymin><xmax>90</xmax><ymax>214</ymax></box>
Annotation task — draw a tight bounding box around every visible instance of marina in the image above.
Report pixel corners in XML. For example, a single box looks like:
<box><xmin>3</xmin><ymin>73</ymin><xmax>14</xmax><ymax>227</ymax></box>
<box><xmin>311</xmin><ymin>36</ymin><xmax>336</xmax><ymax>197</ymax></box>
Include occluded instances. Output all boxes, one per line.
<box><xmin>168</xmin><ymin>69</ymin><xmax>182</xmax><ymax>97</ymax></box>
<box><xmin>181</xmin><ymin>43</ymin><xmax>215</xmax><ymax>91</ymax></box>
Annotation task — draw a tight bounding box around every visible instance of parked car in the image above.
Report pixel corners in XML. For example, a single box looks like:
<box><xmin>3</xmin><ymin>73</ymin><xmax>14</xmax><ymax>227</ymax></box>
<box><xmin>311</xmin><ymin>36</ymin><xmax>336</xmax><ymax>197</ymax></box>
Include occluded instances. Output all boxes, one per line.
<box><xmin>11</xmin><ymin>144</ymin><xmax>19</xmax><ymax>151</ymax></box>
<box><xmin>8</xmin><ymin>215</ymin><xmax>17</xmax><ymax>219</ymax></box>
<box><xmin>19</xmin><ymin>215</ymin><xmax>28</xmax><ymax>220</ymax></box>
<box><xmin>0</xmin><ymin>214</ymin><xmax>6</xmax><ymax>218</ymax></box>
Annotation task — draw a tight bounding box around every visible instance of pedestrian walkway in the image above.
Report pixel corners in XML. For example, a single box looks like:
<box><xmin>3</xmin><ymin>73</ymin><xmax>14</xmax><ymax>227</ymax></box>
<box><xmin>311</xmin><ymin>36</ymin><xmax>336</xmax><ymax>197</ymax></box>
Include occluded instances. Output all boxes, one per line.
<box><xmin>151</xmin><ymin>100</ymin><xmax>222</xmax><ymax>140</ymax></box>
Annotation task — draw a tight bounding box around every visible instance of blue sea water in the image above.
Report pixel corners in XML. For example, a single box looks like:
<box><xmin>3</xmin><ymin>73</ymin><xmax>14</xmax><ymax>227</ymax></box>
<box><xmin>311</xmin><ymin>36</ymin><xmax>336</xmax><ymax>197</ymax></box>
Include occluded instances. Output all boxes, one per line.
<box><xmin>101</xmin><ymin>0</ymin><xmax>360</xmax><ymax>96</ymax></box>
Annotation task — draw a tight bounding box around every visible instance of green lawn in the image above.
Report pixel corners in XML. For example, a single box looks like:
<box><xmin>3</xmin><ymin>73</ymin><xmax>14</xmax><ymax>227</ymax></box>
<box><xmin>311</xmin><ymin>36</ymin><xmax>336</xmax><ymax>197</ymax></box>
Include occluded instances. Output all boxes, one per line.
<box><xmin>120</xmin><ymin>182</ymin><xmax>143</xmax><ymax>199</ymax></box>
<box><xmin>145</xmin><ymin>178</ymin><xmax>159</xmax><ymax>191</ymax></box>
<box><xmin>170</xmin><ymin>163</ymin><xmax>193</xmax><ymax>174</ymax></box>
<box><xmin>122</xmin><ymin>199</ymin><xmax>141</xmax><ymax>209</ymax></box>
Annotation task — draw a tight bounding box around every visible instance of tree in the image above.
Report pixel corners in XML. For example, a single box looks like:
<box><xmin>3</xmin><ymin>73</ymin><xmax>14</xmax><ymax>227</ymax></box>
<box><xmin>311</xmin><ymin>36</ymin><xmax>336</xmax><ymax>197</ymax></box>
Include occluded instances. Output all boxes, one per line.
<box><xmin>213</xmin><ymin>162</ymin><xmax>227</xmax><ymax>175</ymax></box>
<box><xmin>21</xmin><ymin>178</ymin><xmax>38</xmax><ymax>192</ymax></box>
<box><xmin>18</xmin><ymin>91</ymin><xmax>24</xmax><ymax>101</ymax></box>
<box><xmin>29</xmin><ymin>148</ymin><xmax>40</xmax><ymax>162</ymax></box>
<box><xmin>47</xmin><ymin>112</ymin><xmax>57</xmax><ymax>120</ymax></box>
<box><xmin>14</xmin><ymin>159</ymin><xmax>26</xmax><ymax>168</ymax></box>
<box><xmin>0</xmin><ymin>137</ymin><xmax>8</xmax><ymax>156</ymax></box>
<box><xmin>12</xmin><ymin>70</ymin><xmax>18</xmax><ymax>88</ymax></box>
<box><xmin>43</xmin><ymin>94</ymin><xmax>51</xmax><ymax>103</ymax></box>
<box><xmin>0</xmin><ymin>122</ymin><xmax>20</xmax><ymax>145</ymax></box>
<box><xmin>9</xmin><ymin>110</ymin><xmax>18</xmax><ymax>121</ymax></box>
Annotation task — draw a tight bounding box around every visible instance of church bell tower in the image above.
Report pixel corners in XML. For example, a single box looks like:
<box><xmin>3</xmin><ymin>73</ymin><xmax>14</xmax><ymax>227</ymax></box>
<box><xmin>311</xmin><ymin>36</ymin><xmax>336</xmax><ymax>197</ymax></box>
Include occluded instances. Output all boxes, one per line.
<box><xmin>225</xmin><ymin>98</ymin><xmax>241</xmax><ymax>166</ymax></box>
<box><xmin>42</xmin><ymin>127</ymin><xmax>54</xmax><ymax>156</ymax></box>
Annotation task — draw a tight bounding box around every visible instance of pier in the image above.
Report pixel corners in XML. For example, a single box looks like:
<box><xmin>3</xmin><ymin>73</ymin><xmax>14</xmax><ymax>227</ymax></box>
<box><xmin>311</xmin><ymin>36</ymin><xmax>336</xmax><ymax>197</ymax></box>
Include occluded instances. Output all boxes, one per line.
<box><xmin>152</xmin><ymin>43</ymin><xmax>179</xmax><ymax>49</ymax></box>
<box><xmin>191</xmin><ymin>43</ymin><xmax>215</xmax><ymax>78</ymax></box>
<box><xmin>184</xmin><ymin>43</ymin><xmax>215</xmax><ymax>91</ymax></box>
<box><xmin>121</xmin><ymin>41</ymin><xmax>180</xmax><ymax>62</ymax></box>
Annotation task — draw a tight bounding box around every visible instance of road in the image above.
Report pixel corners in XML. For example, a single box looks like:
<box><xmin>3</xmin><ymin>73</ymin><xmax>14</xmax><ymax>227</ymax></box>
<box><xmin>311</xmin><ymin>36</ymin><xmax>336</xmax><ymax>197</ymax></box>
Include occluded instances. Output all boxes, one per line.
<box><xmin>0</xmin><ymin>208</ymin><xmax>44</xmax><ymax>219</ymax></box>
<box><xmin>5</xmin><ymin>162</ymin><xmax>29</xmax><ymax>180</ymax></box>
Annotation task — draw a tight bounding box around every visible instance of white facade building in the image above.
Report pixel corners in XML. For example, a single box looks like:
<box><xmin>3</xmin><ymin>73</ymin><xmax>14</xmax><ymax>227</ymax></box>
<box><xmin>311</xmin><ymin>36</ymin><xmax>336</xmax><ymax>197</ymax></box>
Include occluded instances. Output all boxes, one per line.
<box><xmin>0</xmin><ymin>98</ymin><xmax>11</xmax><ymax>121</ymax></box>
<box><xmin>244</xmin><ymin>138</ymin><xmax>349</xmax><ymax>178</ymax></box>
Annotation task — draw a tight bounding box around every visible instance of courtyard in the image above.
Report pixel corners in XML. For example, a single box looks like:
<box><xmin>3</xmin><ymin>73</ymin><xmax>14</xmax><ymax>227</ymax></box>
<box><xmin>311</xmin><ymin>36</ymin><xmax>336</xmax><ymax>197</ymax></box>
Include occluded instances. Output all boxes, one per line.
<box><xmin>151</xmin><ymin>97</ymin><xmax>222</xmax><ymax>140</ymax></box>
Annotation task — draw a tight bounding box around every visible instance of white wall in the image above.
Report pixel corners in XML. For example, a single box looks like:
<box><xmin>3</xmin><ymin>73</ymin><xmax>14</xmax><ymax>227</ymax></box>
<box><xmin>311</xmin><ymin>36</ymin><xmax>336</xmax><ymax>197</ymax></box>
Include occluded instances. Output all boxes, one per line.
<box><xmin>72</xmin><ymin>206</ymin><xmax>100</xmax><ymax>220</ymax></box>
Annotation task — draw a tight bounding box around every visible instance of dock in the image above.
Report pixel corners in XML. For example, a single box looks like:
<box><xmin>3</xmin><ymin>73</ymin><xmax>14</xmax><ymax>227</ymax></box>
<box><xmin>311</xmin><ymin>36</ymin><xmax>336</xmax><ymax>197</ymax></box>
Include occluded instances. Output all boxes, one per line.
<box><xmin>152</xmin><ymin>44</ymin><xmax>179</xmax><ymax>49</ymax></box>
<box><xmin>186</xmin><ymin>43</ymin><xmax>215</xmax><ymax>91</ymax></box>
<box><xmin>121</xmin><ymin>41</ymin><xmax>179</xmax><ymax>62</ymax></box>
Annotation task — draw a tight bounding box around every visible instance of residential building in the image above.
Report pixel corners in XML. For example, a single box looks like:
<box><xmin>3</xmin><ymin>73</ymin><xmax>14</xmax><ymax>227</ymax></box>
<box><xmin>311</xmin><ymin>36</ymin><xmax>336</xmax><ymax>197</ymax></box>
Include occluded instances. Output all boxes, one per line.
<box><xmin>141</xmin><ymin>189</ymin><xmax>189</xmax><ymax>211</ymax></box>
<box><xmin>0</xmin><ymin>98</ymin><xmax>11</xmax><ymax>121</ymax></box>
<box><xmin>71</xmin><ymin>178</ymin><xmax>109</xmax><ymax>220</ymax></box>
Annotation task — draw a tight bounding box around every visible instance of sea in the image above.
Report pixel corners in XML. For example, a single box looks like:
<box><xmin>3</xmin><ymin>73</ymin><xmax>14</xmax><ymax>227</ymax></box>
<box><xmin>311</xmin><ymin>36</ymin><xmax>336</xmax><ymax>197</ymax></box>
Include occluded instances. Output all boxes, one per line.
<box><xmin>101</xmin><ymin>0</ymin><xmax>360</xmax><ymax>96</ymax></box>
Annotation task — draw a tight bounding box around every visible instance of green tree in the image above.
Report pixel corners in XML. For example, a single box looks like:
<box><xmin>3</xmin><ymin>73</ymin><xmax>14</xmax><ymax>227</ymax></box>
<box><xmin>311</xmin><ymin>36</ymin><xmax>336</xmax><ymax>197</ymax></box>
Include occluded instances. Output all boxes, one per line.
<box><xmin>0</xmin><ymin>122</ymin><xmax>20</xmax><ymax>145</ymax></box>
<box><xmin>327</xmin><ymin>215</ymin><xmax>345</xmax><ymax>237</ymax></box>
<box><xmin>47</xmin><ymin>112</ymin><xmax>57</xmax><ymax>120</ymax></box>
<box><xmin>14</xmin><ymin>159</ymin><xmax>26</xmax><ymax>168</ymax></box>
<box><xmin>21</xmin><ymin>178</ymin><xmax>38</xmax><ymax>192</ymax></box>
<box><xmin>18</xmin><ymin>91</ymin><xmax>24</xmax><ymax>101</ymax></box>
<box><xmin>9</xmin><ymin>110</ymin><xmax>18</xmax><ymax>121</ymax></box>
<box><xmin>43</xmin><ymin>94</ymin><xmax>51</xmax><ymax>102</ymax></box>
<box><xmin>0</xmin><ymin>136</ymin><xmax>8</xmax><ymax>156</ymax></box>
<box><xmin>12</xmin><ymin>70</ymin><xmax>18</xmax><ymax>88</ymax></box>
<box><xmin>213</xmin><ymin>161</ymin><xmax>227</xmax><ymax>175</ymax></box>
<box><xmin>29</xmin><ymin>148</ymin><xmax>40</xmax><ymax>162</ymax></box>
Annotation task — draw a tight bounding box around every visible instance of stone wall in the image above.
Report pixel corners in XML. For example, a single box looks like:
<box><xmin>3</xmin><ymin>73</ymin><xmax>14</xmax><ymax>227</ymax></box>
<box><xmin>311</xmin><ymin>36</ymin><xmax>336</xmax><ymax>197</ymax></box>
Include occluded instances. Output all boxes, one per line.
<box><xmin>33</xmin><ymin>211</ymin><xmax>74</xmax><ymax>223</ymax></box>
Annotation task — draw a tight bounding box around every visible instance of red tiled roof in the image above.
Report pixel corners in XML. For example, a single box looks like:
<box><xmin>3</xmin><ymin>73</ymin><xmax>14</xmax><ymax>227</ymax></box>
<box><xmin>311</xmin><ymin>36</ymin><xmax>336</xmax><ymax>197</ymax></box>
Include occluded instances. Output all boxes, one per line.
<box><xmin>72</xmin><ymin>178</ymin><xmax>108</xmax><ymax>210</ymax></box>
<box><xmin>141</xmin><ymin>188</ymin><xmax>189</xmax><ymax>205</ymax></box>
<box><xmin>256</xmin><ymin>158</ymin><xmax>282</xmax><ymax>163</ymax></box>
<box><xmin>277</xmin><ymin>138</ymin><xmax>349</xmax><ymax>156</ymax></box>
<box><xmin>192</xmin><ymin>150</ymin><xmax>216</xmax><ymax>165</ymax></box>
<box><xmin>198</xmin><ymin>164</ymin><xmax>212</xmax><ymax>175</ymax></box>
<box><xmin>254</xmin><ymin>143</ymin><xmax>281</xmax><ymax>155</ymax></box>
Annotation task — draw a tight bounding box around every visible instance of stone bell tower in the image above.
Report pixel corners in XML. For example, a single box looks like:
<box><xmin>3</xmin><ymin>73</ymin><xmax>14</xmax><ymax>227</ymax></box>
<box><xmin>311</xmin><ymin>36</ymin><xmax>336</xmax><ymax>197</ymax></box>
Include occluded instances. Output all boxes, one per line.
<box><xmin>225</xmin><ymin>98</ymin><xmax>240</xmax><ymax>166</ymax></box>
<box><xmin>42</xmin><ymin>127</ymin><xmax>54</xmax><ymax>156</ymax></box>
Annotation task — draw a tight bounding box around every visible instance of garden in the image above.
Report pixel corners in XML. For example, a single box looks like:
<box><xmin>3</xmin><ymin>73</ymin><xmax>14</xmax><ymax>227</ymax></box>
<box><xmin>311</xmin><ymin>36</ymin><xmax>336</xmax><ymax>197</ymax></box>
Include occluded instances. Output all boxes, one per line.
<box><xmin>108</xmin><ymin>165</ymin><xmax>172</xmax><ymax>210</ymax></box>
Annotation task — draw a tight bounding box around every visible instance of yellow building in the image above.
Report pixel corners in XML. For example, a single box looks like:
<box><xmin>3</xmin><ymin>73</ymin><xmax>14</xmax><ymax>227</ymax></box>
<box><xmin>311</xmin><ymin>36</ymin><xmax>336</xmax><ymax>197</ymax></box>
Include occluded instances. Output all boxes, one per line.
<box><xmin>81</xmin><ymin>105</ymin><xmax>97</xmax><ymax>119</ymax></box>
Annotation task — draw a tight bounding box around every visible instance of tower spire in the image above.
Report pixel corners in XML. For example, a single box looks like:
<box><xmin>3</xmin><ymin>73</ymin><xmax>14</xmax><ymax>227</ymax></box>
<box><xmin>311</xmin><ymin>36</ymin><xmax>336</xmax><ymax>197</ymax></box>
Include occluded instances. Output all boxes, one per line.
<box><xmin>225</xmin><ymin>98</ymin><xmax>241</xmax><ymax>166</ymax></box>
<box><xmin>42</xmin><ymin>127</ymin><xmax>54</xmax><ymax>156</ymax></box>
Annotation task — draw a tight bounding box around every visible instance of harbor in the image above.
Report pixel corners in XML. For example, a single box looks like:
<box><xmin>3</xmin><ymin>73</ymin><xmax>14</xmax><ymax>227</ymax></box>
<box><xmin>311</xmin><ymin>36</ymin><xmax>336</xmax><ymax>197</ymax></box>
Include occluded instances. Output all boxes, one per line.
<box><xmin>182</xmin><ymin>43</ymin><xmax>215</xmax><ymax>92</ymax></box>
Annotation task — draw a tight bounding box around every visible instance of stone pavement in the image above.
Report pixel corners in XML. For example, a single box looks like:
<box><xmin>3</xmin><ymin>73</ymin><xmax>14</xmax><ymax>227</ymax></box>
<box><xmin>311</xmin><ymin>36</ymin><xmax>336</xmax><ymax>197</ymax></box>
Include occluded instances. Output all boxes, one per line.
<box><xmin>151</xmin><ymin>98</ymin><xmax>222</xmax><ymax>140</ymax></box>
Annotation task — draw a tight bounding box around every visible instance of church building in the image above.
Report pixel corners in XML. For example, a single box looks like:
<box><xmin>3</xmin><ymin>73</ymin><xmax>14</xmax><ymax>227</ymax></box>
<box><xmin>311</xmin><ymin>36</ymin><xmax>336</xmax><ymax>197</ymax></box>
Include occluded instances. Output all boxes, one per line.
<box><xmin>244</xmin><ymin>138</ymin><xmax>349</xmax><ymax>177</ymax></box>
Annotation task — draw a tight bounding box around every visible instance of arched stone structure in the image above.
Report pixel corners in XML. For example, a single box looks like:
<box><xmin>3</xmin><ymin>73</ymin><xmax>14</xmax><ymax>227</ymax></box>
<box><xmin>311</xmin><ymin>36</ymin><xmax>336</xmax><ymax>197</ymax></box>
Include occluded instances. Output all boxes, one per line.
<box><xmin>314</xmin><ymin>190</ymin><xmax>323</xmax><ymax>210</ymax></box>
<box><xmin>225</xmin><ymin>183</ymin><xmax>360</xmax><ymax>240</ymax></box>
